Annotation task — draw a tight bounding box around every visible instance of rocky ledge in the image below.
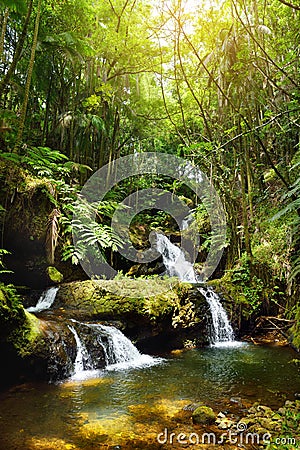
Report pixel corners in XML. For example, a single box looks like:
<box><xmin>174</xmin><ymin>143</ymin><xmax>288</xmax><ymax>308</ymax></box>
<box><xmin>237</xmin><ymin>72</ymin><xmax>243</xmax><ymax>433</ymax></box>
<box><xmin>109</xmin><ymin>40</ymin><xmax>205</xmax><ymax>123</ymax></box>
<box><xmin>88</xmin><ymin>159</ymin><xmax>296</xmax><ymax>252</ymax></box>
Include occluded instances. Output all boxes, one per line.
<box><xmin>52</xmin><ymin>278</ymin><xmax>211</xmax><ymax>352</ymax></box>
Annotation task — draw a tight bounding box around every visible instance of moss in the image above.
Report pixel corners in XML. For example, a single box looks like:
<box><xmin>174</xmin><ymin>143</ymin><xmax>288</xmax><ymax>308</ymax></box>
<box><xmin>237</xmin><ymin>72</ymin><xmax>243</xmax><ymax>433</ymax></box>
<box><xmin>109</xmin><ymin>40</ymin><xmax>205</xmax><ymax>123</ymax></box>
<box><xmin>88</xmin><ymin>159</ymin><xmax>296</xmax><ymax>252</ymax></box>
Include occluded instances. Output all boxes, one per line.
<box><xmin>55</xmin><ymin>279</ymin><xmax>194</xmax><ymax>324</ymax></box>
<box><xmin>0</xmin><ymin>284</ymin><xmax>42</xmax><ymax>356</ymax></box>
<box><xmin>289</xmin><ymin>305</ymin><xmax>300</xmax><ymax>351</ymax></box>
<box><xmin>47</xmin><ymin>266</ymin><xmax>64</xmax><ymax>283</ymax></box>
<box><xmin>192</xmin><ymin>406</ymin><xmax>216</xmax><ymax>424</ymax></box>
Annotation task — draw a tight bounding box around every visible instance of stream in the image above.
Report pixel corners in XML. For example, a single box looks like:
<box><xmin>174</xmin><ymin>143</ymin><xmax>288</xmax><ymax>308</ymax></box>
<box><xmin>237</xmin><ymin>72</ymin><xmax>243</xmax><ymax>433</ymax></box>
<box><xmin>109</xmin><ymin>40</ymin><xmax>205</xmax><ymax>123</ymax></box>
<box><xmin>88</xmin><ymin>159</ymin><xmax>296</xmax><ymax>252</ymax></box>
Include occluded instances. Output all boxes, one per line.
<box><xmin>1</xmin><ymin>233</ymin><xmax>299</xmax><ymax>449</ymax></box>
<box><xmin>0</xmin><ymin>344</ymin><xmax>299</xmax><ymax>449</ymax></box>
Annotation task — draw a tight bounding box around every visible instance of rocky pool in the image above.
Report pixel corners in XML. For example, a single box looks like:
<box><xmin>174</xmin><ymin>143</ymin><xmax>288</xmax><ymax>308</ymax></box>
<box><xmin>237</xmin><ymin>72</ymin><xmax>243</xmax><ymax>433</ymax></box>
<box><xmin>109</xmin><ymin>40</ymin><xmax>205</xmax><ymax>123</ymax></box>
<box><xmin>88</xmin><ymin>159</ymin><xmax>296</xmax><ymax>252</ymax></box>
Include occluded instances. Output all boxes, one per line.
<box><xmin>0</xmin><ymin>343</ymin><xmax>299</xmax><ymax>449</ymax></box>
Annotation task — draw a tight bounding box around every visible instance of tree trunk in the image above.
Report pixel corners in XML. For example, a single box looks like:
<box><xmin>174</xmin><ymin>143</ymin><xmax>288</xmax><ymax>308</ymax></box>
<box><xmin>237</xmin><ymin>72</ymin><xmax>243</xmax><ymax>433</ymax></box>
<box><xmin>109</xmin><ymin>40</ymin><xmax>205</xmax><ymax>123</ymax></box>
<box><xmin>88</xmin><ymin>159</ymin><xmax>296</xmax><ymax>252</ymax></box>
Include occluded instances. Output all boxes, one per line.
<box><xmin>240</xmin><ymin>159</ymin><xmax>253</xmax><ymax>260</ymax></box>
<box><xmin>0</xmin><ymin>7</ymin><xmax>9</xmax><ymax>60</ymax></box>
<box><xmin>13</xmin><ymin>0</ymin><xmax>42</xmax><ymax>153</ymax></box>
<box><xmin>0</xmin><ymin>0</ymin><xmax>33</xmax><ymax>98</ymax></box>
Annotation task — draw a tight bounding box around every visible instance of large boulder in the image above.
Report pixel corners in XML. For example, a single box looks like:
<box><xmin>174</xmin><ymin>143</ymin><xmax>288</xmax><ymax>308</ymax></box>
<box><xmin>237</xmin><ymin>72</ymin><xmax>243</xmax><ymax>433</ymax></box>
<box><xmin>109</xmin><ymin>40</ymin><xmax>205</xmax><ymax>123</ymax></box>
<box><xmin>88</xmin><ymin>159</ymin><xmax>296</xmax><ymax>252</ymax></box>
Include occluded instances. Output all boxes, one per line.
<box><xmin>54</xmin><ymin>279</ymin><xmax>210</xmax><ymax>351</ymax></box>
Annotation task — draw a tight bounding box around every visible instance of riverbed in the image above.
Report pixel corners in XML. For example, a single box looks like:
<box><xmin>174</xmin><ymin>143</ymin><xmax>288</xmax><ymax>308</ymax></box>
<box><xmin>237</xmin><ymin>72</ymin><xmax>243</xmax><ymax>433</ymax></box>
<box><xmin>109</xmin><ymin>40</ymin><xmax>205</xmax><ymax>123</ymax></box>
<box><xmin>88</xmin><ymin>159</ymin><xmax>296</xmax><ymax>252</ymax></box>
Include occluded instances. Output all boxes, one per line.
<box><xmin>0</xmin><ymin>343</ymin><xmax>299</xmax><ymax>449</ymax></box>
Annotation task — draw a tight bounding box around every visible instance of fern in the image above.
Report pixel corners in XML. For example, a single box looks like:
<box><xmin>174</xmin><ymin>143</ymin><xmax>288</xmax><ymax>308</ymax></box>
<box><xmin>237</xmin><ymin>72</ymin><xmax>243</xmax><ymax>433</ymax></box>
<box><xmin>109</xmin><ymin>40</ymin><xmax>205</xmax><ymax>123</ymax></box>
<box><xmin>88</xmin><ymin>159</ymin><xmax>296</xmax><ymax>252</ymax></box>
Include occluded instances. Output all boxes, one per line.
<box><xmin>61</xmin><ymin>199</ymin><xmax>124</xmax><ymax>265</ymax></box>
<box><xmin>0</xmin><ymin>248</ymin><xmax>12</xmax><ymax>274</ymax></box>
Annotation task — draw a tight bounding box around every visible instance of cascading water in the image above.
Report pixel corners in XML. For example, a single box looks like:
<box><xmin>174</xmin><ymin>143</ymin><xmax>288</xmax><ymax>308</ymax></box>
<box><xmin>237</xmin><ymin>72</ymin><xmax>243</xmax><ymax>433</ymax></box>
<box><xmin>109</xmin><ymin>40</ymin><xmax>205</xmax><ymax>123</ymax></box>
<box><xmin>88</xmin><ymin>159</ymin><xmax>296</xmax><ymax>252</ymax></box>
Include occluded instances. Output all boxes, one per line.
<box><xmin>156</xmin><ymin>233</ymin><xmax>197</xmax><ymax>283</ymax></box>
<box><xmin>68</xmin><ymin>324</ymin><xmax>93</xmax><ymax>375</ymax></box>
<box><xmin>67</xmin><ymin>321</ymin><xmax>161</xmax><ymax>379</ymax></box>
<box><xmin>27</xmin><ymin>287</ymin><xmax>59</xmax><ymax>313</ymax></box>
<box><xmin>155</xmin><ymin>232</ymin><xmax>236</xmax><ymax>345</ymax></box>
<box><xmin>197</xmin><ymin>286</ymin><xmax>235</xmax><ymax>345</ymax></box>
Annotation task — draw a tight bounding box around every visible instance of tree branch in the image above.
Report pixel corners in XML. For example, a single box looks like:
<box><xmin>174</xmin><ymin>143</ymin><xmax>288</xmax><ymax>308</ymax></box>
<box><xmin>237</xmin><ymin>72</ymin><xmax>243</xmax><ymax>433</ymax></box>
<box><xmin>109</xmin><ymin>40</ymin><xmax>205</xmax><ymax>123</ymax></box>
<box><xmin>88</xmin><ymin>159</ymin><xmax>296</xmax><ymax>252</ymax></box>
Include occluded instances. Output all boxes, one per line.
<box><xmin>277</xmin><ymin>0</ymin><xmax>300</xmax><ymax>10</ymax></box>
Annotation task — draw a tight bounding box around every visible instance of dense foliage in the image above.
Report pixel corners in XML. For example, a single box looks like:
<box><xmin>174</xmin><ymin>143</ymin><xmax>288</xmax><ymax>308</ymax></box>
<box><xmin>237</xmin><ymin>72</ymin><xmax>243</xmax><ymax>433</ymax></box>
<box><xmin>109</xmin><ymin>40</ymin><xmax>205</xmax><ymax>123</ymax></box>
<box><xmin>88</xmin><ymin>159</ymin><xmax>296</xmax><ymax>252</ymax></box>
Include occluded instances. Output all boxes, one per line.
<box><xmin>0</xmin><ymin>0</ymin><xmax>299</xmax><ymax>317</ymax></box>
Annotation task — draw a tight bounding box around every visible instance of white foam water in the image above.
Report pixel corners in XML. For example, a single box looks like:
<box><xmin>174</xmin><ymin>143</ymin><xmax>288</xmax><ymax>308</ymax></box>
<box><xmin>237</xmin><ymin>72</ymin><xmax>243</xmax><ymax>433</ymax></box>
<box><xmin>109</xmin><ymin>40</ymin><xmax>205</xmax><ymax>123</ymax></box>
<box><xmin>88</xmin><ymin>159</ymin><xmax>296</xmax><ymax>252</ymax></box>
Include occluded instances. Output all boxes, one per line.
<box><xmin>156</xmin><ymin>233</ymin><xmax>197</xmax><ymax>283</ymax></box>
<box><xmin>155</xmin><ymin>232</ymin><xmax>239</xmax><ymax>347</ymax></box>
<box><xmin>68</xmin><ymin>322</ymin><xmax>163</xmax><ymax>380</ymax></box>
<box><xmin>27</xmin><ymin>287</ymin><xmax>59</xmax><ymax>313</ymax></box>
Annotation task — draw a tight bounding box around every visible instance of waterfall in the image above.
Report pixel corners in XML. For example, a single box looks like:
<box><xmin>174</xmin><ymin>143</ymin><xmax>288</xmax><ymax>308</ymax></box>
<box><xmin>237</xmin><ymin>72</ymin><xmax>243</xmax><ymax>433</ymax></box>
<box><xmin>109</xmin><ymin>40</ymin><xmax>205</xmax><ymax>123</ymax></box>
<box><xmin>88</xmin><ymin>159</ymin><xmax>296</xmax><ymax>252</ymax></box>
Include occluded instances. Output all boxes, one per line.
<box><xmin>156</xmin><ymin>233</ymin><xmax>197</xmax><ymax>283</ymax></box>
<box><xmin>68</xmin><ymin>325</ymin><xmax>93</xmax><ymax>375</ymax></box>
<box><xmin>68</xmin><ymin>321</ymin><xmax>161</xmax><ymax>379</ymax></box>
<box><xmin>155</xmin><ymin>232</ymin><xmax>236</xmax><ymax>345</ymax></box>
<box><xmin>27</xmin><ymin>287</ymin><xmax>59</xmax><ymax>313</ymax></box>
<box><xmin>197</xmin><ymin>286</ymin><xmax>235</xmax><ymax>345</ymax></box>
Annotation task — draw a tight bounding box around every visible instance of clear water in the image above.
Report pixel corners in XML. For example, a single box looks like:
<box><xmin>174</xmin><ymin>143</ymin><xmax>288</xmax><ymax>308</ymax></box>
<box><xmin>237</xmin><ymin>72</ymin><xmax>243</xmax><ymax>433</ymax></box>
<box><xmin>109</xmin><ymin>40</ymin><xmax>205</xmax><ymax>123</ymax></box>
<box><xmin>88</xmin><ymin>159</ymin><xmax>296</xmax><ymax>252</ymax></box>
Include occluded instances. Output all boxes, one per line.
<box><xmin>0</xmin><ymin>344</ymin><xmax>299</xmax><ymax>450</ymax></box>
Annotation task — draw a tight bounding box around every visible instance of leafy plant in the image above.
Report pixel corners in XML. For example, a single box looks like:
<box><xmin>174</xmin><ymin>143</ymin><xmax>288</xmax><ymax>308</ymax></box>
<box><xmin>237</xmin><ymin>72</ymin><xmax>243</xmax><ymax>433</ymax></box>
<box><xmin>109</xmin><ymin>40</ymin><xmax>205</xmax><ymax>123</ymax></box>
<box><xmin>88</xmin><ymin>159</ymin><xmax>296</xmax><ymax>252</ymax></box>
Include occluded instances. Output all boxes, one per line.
<box><xmin>227</xmin><ymin>254</ymin><xmax>264</xmax><ymax>313</ymax></box>
<box><xmin>272</xmin><ymin>160</ymin><xmax>300</xmax><ymax>281</ymax></box>
<box><xmin>61</xmin><ymin>200</ymin><xmax>124</xmax><ymax>266</ymax></box>
<box><xmin>0</xmin><ymin>248</ymin><xmax>12</xmax><ymax>275</ymax></box>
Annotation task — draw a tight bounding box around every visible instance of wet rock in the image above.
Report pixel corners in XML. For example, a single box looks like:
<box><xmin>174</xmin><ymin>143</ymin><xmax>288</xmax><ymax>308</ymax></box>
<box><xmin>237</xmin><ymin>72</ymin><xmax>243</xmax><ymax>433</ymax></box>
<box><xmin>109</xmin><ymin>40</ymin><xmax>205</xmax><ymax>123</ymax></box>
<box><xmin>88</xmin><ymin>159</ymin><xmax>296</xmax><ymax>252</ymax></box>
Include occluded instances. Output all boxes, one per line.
<box><xmin>47</xmin><ymin>266</ymin><xmax>63</xmax><ymax>284</ymax></box>
<box><xmin>54</xmin><ymin>279</ymin><xmax>209</xmax><ymax>351</ymax></box>
<box><xmin>183</xmin><ymin>402</ymin><xmax>203</xmax><ymax>412</ymax></box>
<box><xmin>192</xmin><ymin>405</ymin><xmax>216</xmax><ymax>425</ymax></box>
<box><xmin>230</xmin><ymin>397</ymin><xmax>243</xmax><ymax>407</ymax></box>
<box><xmin>285</xmin><ymin>400</ymin><xmax>294</xmax><ymax>408</ymax></box>
<box><xmin>216</xmin><ymin>417</ymin><xmax>234</xmax><ymax>429</ymax></box>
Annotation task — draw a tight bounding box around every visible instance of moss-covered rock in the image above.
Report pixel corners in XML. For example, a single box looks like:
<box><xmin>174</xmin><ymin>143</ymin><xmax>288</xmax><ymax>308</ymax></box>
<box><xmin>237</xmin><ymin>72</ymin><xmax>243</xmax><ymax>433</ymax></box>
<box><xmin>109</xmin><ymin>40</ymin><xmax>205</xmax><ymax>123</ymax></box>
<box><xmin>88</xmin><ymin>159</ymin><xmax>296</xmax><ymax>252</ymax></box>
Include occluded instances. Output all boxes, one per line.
<box><xmin>54</xmin><ymin>279</ymin><xmax>210</xmax><ymax>351</ymax></box>
<box><xmin>55</xmin><ymin>279</ymin><xmax>189</xmax><ymax>320</ymax></box>
<box><xmin>192</xmin><ymin>405</ymin><xmax>216</xmax><ymax>424</ymax></box>
<box><xmin>0</xmin><ymin>159</ymin><xmax>56</xmax><ymax>288</ymax></box>
<box><xmin>47</xmin><ymin>266</ymin><xmax>64</xmax><ymax>283</ymax></box>
<box><xmin>289</xmin><ymin>305</ymin><xmax>300</xmax><ymax>351</ymax></box>
<box><xmin>0</xmin><ymin>284</ymin><xmax>49</xmax><ymax>384</ymax></box>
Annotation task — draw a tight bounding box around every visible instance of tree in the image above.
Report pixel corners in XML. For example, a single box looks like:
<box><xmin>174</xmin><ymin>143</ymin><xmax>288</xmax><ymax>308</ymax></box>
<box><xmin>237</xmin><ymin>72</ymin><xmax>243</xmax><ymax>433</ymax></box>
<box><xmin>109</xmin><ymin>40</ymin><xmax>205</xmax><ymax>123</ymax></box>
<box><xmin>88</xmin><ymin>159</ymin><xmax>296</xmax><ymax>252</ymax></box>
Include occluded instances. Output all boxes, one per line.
<box><xmin>13</xmin><ymin>0</ymin><xmax>42</xmax><ymax>152</ymax></box>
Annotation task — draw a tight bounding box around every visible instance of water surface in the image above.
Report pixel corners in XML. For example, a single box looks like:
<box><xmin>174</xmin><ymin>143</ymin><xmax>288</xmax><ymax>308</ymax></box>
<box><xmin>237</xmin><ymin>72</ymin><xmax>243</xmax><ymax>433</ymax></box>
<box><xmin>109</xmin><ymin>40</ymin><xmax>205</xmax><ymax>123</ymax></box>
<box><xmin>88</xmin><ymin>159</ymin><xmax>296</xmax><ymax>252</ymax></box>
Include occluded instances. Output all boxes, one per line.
<box><xmin>0</xmin><ymin>344</ymin><xmax>299</xmax><ymax>449</ymax></box>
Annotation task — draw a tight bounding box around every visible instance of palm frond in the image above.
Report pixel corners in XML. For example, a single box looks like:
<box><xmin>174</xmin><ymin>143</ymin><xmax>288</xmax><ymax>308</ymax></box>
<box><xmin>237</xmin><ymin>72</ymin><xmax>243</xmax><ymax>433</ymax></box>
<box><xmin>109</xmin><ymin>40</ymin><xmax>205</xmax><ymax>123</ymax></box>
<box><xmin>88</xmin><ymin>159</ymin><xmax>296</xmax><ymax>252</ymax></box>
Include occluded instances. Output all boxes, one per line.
<box><xmin>45</xmin><ymin>209</ymin><xmax>61</xmax><ymax>264</ymax></box>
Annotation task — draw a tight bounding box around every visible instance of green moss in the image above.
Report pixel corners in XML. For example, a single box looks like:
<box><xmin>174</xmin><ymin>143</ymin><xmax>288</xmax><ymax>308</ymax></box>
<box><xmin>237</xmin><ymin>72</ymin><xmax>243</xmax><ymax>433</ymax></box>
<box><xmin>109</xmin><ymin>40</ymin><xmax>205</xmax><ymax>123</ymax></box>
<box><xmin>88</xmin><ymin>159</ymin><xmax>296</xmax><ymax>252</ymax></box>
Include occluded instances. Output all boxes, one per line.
<box><xmin>47</xmin><ymin>266</ymin><xmax>64</xmax><ymax>283</ymax></box>
<box><xmin>192</xmin><ymin>406</ymin><xmax>216</xmax><ymax>424</ymax></box>
<box><xmin>56</xmin><ymin>279</ymin><xmax>194</xmax><ymax>324</ymax></box>
<box><xmin>289</xmin><ymin>305</ymin><xmax>300</xmax><ymax>351</ymax></box>
<box><xmin>0</xmin><ymin>284</ymin><xmax>42</xmax><ymax>356</ymax></box>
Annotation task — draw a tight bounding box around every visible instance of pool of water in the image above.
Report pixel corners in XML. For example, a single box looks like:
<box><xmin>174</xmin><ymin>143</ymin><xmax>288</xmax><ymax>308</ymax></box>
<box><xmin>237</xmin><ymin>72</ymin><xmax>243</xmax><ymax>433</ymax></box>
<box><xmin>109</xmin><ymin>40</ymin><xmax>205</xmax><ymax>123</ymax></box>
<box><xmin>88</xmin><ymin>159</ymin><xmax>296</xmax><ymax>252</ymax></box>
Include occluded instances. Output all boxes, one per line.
<box><xmin>0</xmin><ymin>343</ymin><xmax>299</xmax><ymax>449</ymax></box>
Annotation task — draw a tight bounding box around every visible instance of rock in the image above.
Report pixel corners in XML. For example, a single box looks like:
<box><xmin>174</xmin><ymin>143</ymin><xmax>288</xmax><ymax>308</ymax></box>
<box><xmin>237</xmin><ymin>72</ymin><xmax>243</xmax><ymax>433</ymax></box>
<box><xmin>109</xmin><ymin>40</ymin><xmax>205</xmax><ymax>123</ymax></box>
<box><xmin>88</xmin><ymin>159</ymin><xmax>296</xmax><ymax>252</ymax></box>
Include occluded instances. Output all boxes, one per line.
<box><xmin>183</xmin><ymin>402</ymin><xmax>203</xmax><ymax>412</ymax></box>
<box><xmin>258</xmin><ymin>417</ymin><xmax>276</xmax><ymax>429</ymax></box>
<box><xmin>192</xmin><ymin>406</ymin><xmax>216</xmax><ymax>425</ymax></box>
<box><xmin>271</xmin><ymin>413</ymin><xmax>282</xmax><ymax>421</ymax></box>
<box><xmin>285</xmin><ymin>400</ymin><xmax>294</xmax><ymax>408</ymax></box>
<box><xmin>54</xmin><ymin>279</ymin><xmax>209</xmax><ymax>351</ymax></box>
<box><xmin>257</xmin><ymin>405</ymin><xmax>274</xmax><ymax>417</ymax></box>
<box><xmin>47</xmin><ymin>266</ymin><xmax>64</xmax><ymax>283</ymax></box>
<box><xmin>237</xmin><ymin>417</ymin><xmax>255</xmax><ymax>428</ymax></box>
<box><xmin>230</xmin><ymin>397</ymin><xmax>242</xmax><ymax>407</ymax></box>
<box><xmin>217</xmin><ymin>418</ymin><xmax>234</xmax><ymax>429</ymax></box>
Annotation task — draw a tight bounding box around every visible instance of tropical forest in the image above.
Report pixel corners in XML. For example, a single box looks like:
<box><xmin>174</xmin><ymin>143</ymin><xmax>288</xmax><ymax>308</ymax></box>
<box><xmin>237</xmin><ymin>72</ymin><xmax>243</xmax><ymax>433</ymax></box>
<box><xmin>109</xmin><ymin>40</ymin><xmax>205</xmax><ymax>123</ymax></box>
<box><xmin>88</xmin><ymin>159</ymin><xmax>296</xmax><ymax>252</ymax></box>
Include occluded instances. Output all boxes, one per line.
<box><xmin>0</xmin><ymin>0</ymin><xmax>299</xmax><ymax>448</ymax></box>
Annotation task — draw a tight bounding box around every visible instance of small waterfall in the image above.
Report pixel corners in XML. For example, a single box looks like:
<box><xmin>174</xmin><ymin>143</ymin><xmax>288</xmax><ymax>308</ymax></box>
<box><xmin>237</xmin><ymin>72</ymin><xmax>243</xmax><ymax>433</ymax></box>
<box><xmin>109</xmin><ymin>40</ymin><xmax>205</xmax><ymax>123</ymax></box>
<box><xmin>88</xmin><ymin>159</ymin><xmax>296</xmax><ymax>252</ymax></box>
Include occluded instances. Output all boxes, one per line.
<box><xmin>68</xmin><ymin>322</ymin><xmax>161</xmax><ymax>379</ymax></box>
<box><xmin>27</xmin><ymin>287</ymin><xmax>59</xmax><ymax>313</ymax></box>
<box><xmin>87</xmin><ymin>323</ymin><xmax>141</xmax><ymax>365</ymax></box>
<box><xmin>156</xmin><ymin>233</ymin><xmax>197</xmax><ymax>283</ymax></box>
<box><xmin>155</xmin><ymin>232</ymin><xmax>236</xmax><ymax>345</ymax></box>
<box><xmin>68</xmin><ymin>325</ymin><xmax>93</xmax><ymax>375</ymax></box>
<box><xmin>198</xmin><ymin>286</ymin><xmax>235</xmax><ymax>345</ymax></box>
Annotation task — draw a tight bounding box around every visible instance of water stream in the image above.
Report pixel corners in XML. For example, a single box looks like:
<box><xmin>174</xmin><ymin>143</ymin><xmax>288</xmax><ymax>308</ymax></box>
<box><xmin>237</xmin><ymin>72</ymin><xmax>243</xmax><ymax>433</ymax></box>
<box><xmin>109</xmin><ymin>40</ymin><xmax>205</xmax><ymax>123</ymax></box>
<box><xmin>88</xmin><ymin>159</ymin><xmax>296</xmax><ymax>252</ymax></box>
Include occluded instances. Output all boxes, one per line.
<box><xmin>0</xmin><ymin>345</ymin><xmax>299</xmax><ymax>450</ymax></box>
<box><xmin>1</xmin><ymin>235</ymin><xmax>299</xmax><ymax>448</ymax></box>
<box><xmin>68</xmin><ymin>321</ymin><xmax>162</xmax><ymax>380</ymax></box>
<box><xmin>155</xmin><ymin>232</ymin><xmax>235</xmax><ymax>345</ymax></box>
<box><xmin>156</xmin><ymin>233</ymin><xmax>197</xmax><ymax>283</ymax></box>
<box><xmin>27</xmin><ymin>287</ymin><xmax>59</xmax><ymax>313</ymax></box>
